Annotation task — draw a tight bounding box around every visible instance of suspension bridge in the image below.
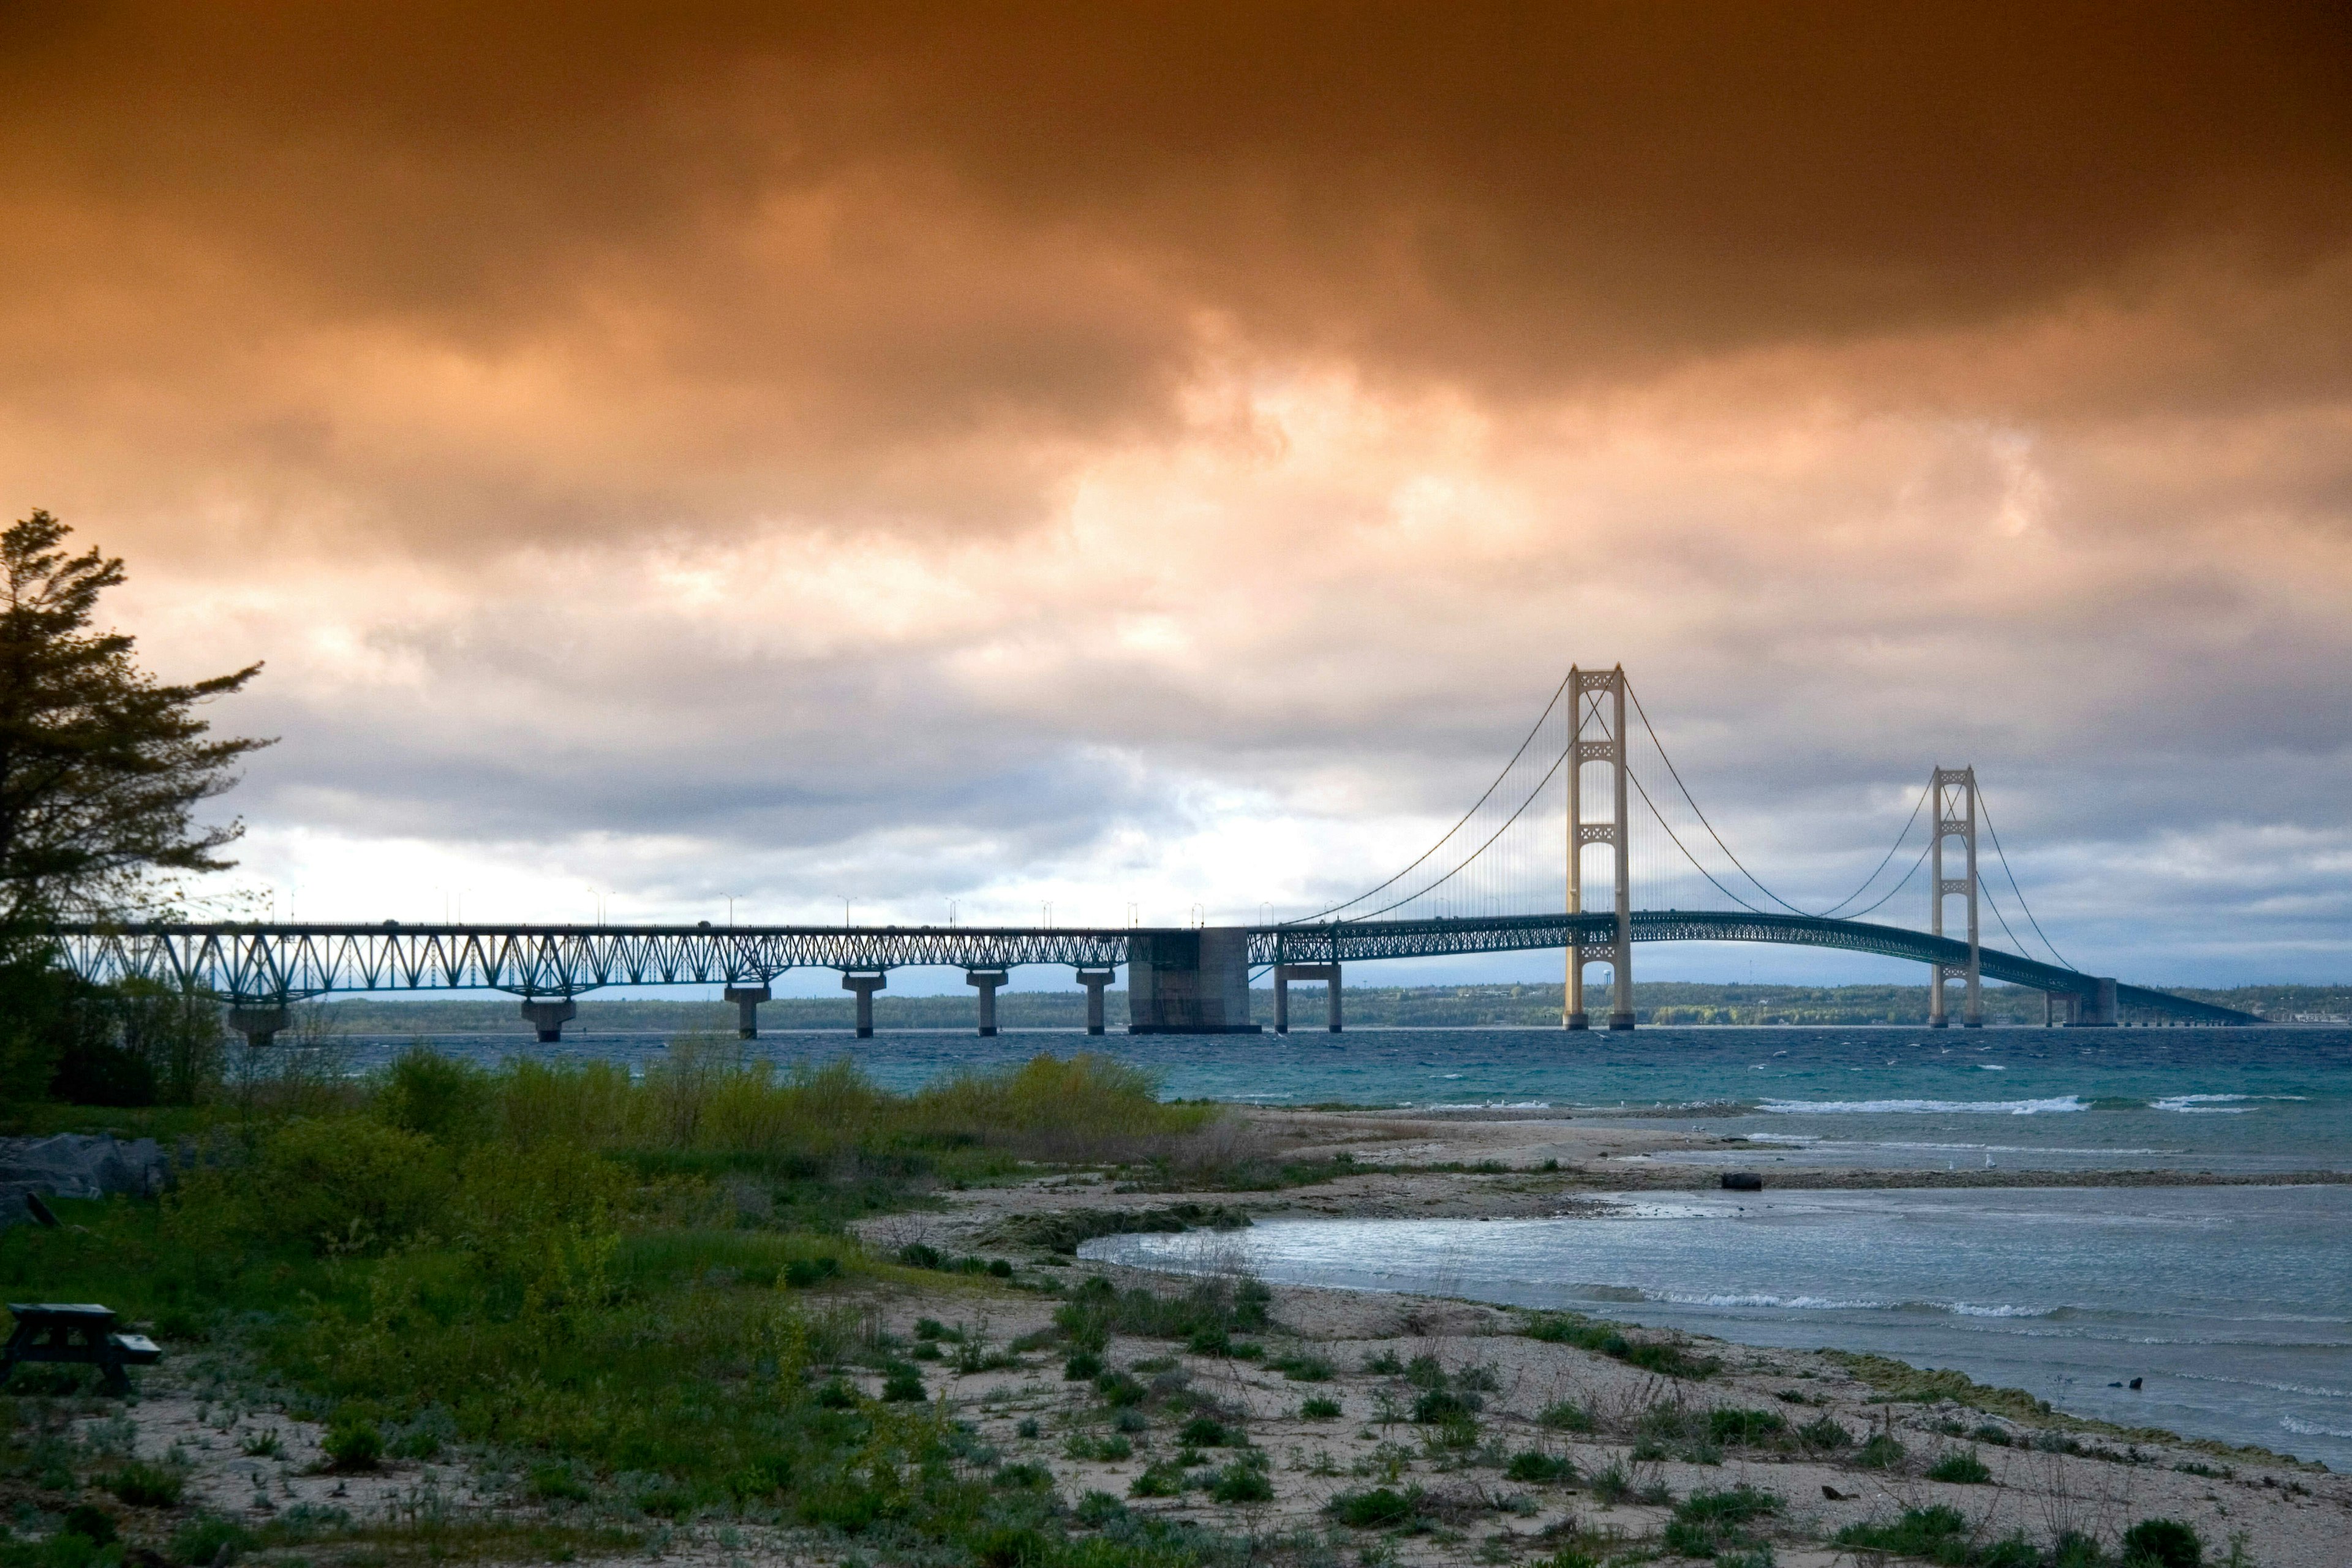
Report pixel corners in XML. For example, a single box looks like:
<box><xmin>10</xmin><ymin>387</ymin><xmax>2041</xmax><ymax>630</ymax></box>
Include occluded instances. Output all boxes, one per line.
<box><xmin>48</xmin><ymin>666</ymin><xmax>2262</xmax><ymax>1041</ymax></box>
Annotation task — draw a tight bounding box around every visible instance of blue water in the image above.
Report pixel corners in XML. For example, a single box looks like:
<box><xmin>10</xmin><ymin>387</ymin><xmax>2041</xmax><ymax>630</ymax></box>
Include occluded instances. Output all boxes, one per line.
<box><xmin>342</xmin><ymin>1023</ymin><xmax>2352</xmax><ymax>1174</ymax></box>
<box><xmin>1085</xmin><ymin>1188</ymin><xmax>2352</xmax><ymax>1469</ymax></box>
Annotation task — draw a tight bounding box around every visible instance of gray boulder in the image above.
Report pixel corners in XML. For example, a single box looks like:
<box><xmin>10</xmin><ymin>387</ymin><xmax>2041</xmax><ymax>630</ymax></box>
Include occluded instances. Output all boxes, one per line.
<box><xmin>0</xmin><ymin>1134</ymin><xmax>170</xmax><ymax>1221</ymax></box>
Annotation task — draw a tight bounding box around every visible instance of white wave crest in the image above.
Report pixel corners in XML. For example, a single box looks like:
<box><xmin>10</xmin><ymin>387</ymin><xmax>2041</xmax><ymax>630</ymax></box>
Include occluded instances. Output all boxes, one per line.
<box><xmin>2151</xmin><ymin>1094</ymin><xmax>2310</xmax><ymax>1114</ymax></box>
<box><xmin>2280</xmin><ymin>1415</ymin><xmax>2352</xmax><ymax>1438</ymax></box>
<box><xmin>1758</xmin><ymin>1096</ymin><xmax>2087</xmax><ymax>1116</ymax></box>
<box><xmin>1659</xmin><ymin>1291</ymin><xmax>1886</xmax><ymax>1311</ymax></box>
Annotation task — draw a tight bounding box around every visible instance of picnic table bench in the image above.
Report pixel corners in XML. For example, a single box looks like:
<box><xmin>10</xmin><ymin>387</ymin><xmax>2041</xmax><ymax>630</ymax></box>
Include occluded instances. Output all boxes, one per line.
<box><xmin>1</xmin><ymin>1303</ymin><xmax>160</xmax><ymax>1395</ymax></box>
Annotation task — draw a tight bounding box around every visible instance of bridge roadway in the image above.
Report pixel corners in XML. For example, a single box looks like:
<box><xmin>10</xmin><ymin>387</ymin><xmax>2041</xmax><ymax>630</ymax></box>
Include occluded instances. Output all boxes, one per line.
<box><xmin>49</xmin><ymin>910</ymin><xmax>2261</xmax><ymax>1029</ymax></box>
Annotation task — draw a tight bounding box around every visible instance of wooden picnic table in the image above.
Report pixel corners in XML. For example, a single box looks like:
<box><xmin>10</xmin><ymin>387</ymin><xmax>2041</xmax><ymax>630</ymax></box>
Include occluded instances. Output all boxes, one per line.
<box><xmin>1</xmin><ymin>1303</ymin><xmax>160</xmax><ymax>1395</ymax></box>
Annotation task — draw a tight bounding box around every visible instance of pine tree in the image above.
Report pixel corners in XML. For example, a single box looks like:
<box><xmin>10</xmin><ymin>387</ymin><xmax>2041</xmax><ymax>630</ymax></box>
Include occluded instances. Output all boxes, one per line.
<box><xmin>0</xmin><ymin>510</ymin><xmax>270</xmax><ymax>922</ymax></box>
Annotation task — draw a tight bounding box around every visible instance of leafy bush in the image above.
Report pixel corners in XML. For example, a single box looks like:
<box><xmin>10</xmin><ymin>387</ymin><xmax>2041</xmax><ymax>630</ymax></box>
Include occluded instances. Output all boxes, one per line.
<box><xmin>1362</xmin><ymin>1349</ymin><xmax>1404</xmax><ymax>1374</ymax></box>
<box><xmin>1063</xmin><ymin>1433</ymin><xmax>1133</xmax><ymax>1462</ymax></box>
<box><xmin>2120</xmin><ymin>1519</ymin><xmax>2203</xmax><ymax>1568</ymax></box>
<box><xmin>1210</xmin><ymin>1463</ymin><xmax>1273</xmax><ymax>1503</ymax></box>
<box><xmin>324</xmin><ymin>1415</ymin><xmax>383</xmax><ymax>1472</ymax></box>
<box><xmin>1521</xmin><ymin>1311</ymin><xmax>1718</xmax><ymax>1378</ymax></box>
<box><xmin>1837</xmin><ymin>1506</ymin><xmax>1968</xmax><ymax>1557</ymax></box>
<box><xmin>1063</xmin><ymin>1351</ymin><xmax>1103</xmax><ymax>1381</ymax></box>
<box><xmin>994</xmin><ymin>1462</ymin><xmax>1055</xmax><ymax>1491</ymax></box>
<box><xmin>377</xmin><ymin>1046</ymin><xmax>496</xmax><ymax>1146</ymax></box>
<box><xmin>1709</xmin><ymin>1408</ymin><xmax>1786</xmax><ymax>1444</ymax></box>
<box><xmin>1927</xmin><ymin>1449</ymin><xmax>1993</xmax><ymax>1485</ymax></box>
<box><xmin>1856</xmin><ymin>1432</ymin><xmax>1907</xmax><ymax>1470</ymax></box>
<box><xmin>1273</xmin><ymin>1352</ymin><xmax>1332</xmax><ymax>1381</ymax></box>
<box><xmin>1504</xmin><ymin>1451</ymin><xmax>1574</xmax><ymax>1483</ymax></box>
<box><xmin>58</xmin><ymin>1507</ymin><xmax>115</xmax><ymax>1545</ymax></box>
<box><xmin>1128</xmin><ymin>1460</ymin><xmax>1188</xmax><ymax>1498</ymax></box>
<box><xmin>243</xmin><ymin>1117</ymin><xmax>451</xmax><ymax>1254</ymax></box>
<box><xmin>1538</xmin><ymin>1400</ymin><xmax>1596</xmax><ymax>1431</ymax></box>
<box><xmin>530</xmin><ymin>1464</ymin><xmax>593</xmax><ymax>1502</ymax></box>
<box><xmin>1330</xmin><ymin>1487</ymin><xmax>1417</xmax><ymax>1528</ymax></box>
<box><xmin>881</xmin><ymin>1370</ymin><xmax>927</xmax><ymax>1402</ymax></box>
<box><xmin>1663</xmin><ymin>1487</ymin><xmax>1781</xmax><ymax>1560</ymax></box>
<box><xmin>104</xmin><ymin>1461</ymin><xmax>184</xmax><ymax>1507</ymax></box>
<box><xmin>165</xmin><ymin>1517</ymin><xmax>255</xmax><ymax>1567</ymax></box>
<box><xmin>1973</xmin><ymin>1423</ymin><xmax>2015</xmax><ymax>1446</ymax></box>
<box><xmin>1300</xmin><ymin>1396</ymin><xmax>1341</xmax><ymax>1420</ymax></box>
<box><xmin>1177</xmin><ymin>1416</ymin><xmax>1229</xmax><ymax>1448</ymax></box>
<box><xmin>1796</xmin><ymin>1415</ymin><xmax>1851</xmax><ymax>1449</ymax></box>
<box><xmin>1093</xmin><ymin>1371</ymin><xmax>1147</xmax><ymax>1408</ymax></box>
<box><xmin>1072</xmin><ymin>1490</ymin><xmax>1126</xmax><ymax>1527</ymax></box>
<box><xmin>1411</xmin><ymin>1389</ymin><xmax>1481</xmax><ymax>1423</ymax></box>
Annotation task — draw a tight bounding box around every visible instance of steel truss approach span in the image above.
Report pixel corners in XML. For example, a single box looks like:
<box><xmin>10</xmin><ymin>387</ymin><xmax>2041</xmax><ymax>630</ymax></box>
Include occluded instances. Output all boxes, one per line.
<box><xmin>50</xmin><ymin>910</ymin><xmax>2261</xmax><ymax>1025</ymax></box>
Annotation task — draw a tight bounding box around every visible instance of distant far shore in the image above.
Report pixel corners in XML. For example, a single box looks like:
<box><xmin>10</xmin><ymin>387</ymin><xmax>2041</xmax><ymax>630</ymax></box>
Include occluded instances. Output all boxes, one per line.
<box><xmin>300</xmin><ymin>979</ymin><xmax>2348</xmax><ymax>1033</ymax></box>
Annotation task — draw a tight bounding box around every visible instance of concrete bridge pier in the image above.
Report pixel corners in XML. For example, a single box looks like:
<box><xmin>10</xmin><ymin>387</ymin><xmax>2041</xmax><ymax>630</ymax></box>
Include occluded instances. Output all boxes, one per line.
<box><xmin>2062</xmin><ymin>977</ymin><xmax>2119</xmax><ymax>1027</ymax></box>
<box><xmin>965</xmin><ymin>969</ymin><xmax>1008</xmax><ymax>1036</ymax></box>
<box><xmin>1128</xmin><ymin>929</ymin><xmax>1260</xmax><ymax>1034</ymax></box>
<box><xmin>227</xmin><ymin>1003</ymin><xmax>290</xmax><ymax>1048</ymax></box>
<box><xmin>841</xmin><ymin>971</ymin><xmax>886</xmax><ymax>1038</ymax></box>
<box><xmin>724</xmin><ymin>984</ymin><xmax>771</xmax><ymax>1039</ymax></box>
<box><xmin>1076</xmin><ymin>968</ymin><xmax>1117</xmax><ymax>1035</ymax></box>
<box><xmin>521</xmin><ymin>998</ymin><xmax>577</xmax><ymax>1043</ymax></box>
<box><xmin>1274</xmin><ymin>963</ymin><xmax>1342</xmax><ymax>1033</ymax></box>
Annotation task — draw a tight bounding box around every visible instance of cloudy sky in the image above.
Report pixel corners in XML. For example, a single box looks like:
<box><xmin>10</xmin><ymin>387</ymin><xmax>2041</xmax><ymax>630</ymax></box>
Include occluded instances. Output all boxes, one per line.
<box><xmin>4</xmin><ymin>2</ymin><xmax>2346</xmax><ymax>990</ymax></box>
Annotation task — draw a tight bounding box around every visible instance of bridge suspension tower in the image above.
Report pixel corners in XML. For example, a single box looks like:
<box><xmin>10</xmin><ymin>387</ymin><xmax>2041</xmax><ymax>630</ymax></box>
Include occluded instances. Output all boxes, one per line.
<box><xmin>1929</xmin><ymin>764</ymin><xmax>1983</xmax><ymax>1028</ymax></box>
<box><xmin>1565</xmin><ymin>665</ymin><xmax>1634</xmax><ymax>1030</ymax></box>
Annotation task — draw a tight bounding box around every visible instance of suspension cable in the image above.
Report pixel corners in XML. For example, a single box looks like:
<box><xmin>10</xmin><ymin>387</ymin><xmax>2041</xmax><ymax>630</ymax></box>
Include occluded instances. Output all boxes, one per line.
<box><xmin>1627</xmin><ymin>677</ymin><xmax>1938</xmax><ymax>921</ymax></box>
<box><xmin>1342</xmin><ymin>747</ymin><xmax>1570</xmax><ymax>922</ymax></box>
<box><xmin>1291</xmin><ymin>671</ymin><xmax>1572</xmax><ymax>924</ymax></box>
<box><xmin>1627</xmin><ymin>771</ymin><xmax>1777</xmax><ymax>914</ymax></box>
<box><xmin>1975</xmin><ymin>786</ymin><xmax>2075</xmax><ymax>970</ymax></box>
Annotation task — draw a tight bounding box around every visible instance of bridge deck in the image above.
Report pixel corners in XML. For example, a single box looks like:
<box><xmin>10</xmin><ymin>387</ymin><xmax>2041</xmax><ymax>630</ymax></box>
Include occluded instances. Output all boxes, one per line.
<box><xmin>46</xmin><ymin>910</ymin><xmax>2261</xmax><ymax>1025</ymax></box>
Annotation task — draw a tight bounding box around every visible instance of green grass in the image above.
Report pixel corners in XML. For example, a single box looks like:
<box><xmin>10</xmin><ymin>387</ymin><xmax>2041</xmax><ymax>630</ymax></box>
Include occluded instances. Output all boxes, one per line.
<box><xmin>0</xmin><ymin>1046</ymin><xmax>1264</xmax><ymax>1568</ymax></box>
<box><xmin>1520</xmin><ymin>1310</ymin><xmax>1720</xmax><ymax>1379</ymax></box>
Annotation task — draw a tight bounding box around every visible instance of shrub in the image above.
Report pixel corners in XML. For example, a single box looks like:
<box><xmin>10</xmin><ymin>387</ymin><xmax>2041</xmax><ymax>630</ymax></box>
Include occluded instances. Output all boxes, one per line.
<box><xmin>1073</xmin><ymin>1490</ymin><xmax>1126</xmax><ymax>1527</ymax></box>
<box><xmin>1973</xmin><ymin>1423</ymin><xmax>2014</xmax><ymax>1446</ymax></box>
<box><xmin>377</xmin><ymin>1046</ymin><xmax>496</xmax><ymax>1145</ymax></box>
<box><xmin>1856</xmin><ymin>1432</ymin><xmax>1907</xmax><ymax>1469</ymax></box>
<box><xmin>1210</xmin><ymin>1463</ymin><xmax>1273</xmax><ymax>1503</ymax></box>
<box><xmin>166</xmin><ymin>1517</ymin><xmax>255</xmax><ymax>1568</ymax></box>
<box><xmin>1300</xmin><ymin>1396</ymin><xmax>1341</xmax><ymax>1420</ymax></box>
<box><xmin>783</xmin><ymin>1256</ymin><xmax>840</xmax><ymax>1288</ymax></box>
<box><xmin>249</xmin><ymin>1117</ymin><xmax>451</xmax><ymax>1254</ymax></box>
<box><xmin>1064</xmin><ymin>1433</ymin><xmax>1133</xmax><ymax>1462</ymax></box>
<box><xmin>1404</xmin><ymin>1355</ymin><xmax>1448</xmax><ymax>1389</ymax></box>
<box><xmin>324</xmin><ymin>1417</ymin><xmax>383</xmax><ymax>1472</ymax></box>
<box><xmin>1177</xmin><ymin>1416</ymin><xmax>1229</xmax><ymax>1447</ymax></box>
<box><xmin>1709</xmin><ymin>1408</ymin><xmax>1785</xmax><ymax>1444</ymax></box>
<box><xmin>1186</xmin><ymin>1325</ymin><xmax>1231</xmax><ymax>1355</ymax></box>
<box><xmin>1663</xmin><ymin>1487</ymin><xmax>1781</xmax><ymax>1560</ymax></box>
<box><xmin>1093</xmin><ymin>1371</ymin><xmax>1147</xmax><ymax>1408</ymax></box>
<box><xmin>1538</xmin><ymin>1400</ymin><xmax>1596</xmax><ymax>1431</ymax></box>
<box><xmin>1836</xmin><ymin>1506</ymin><xmax>1969</xmax><ymax>1556</ymax></box>
<box><xmin>899</xmin><ymin>1243</ymin><xmax>944</xmax><ymax>1269</ymax></box>
<box><xmin>1796</xmin><ymin>1415</ymin><xmax>1851</xmax><ymax>1449</ymax></box>
<box><xmin>914</xmin><ymin>1317</ymin><xmax>951</xmax><ymax>1341</ymax></box>
<box><xmin>1411</xmin><ymin>1389</ymin><xmax>1480</xmax><ymax>1423</ymax></box>
<box><xmin>1273</xmin><ymin>1352</ymin><xmax>1332</xmax><ymax>1382</ymax></box>
<box><xmin>1362</xmin><ymin>1350</ymin><xmax>1404</xmax><ymax>1374</ymax></box>
<box><xmin>1063</xmin><ymin>1351</ymin><xmax>1104</xmax><ymax>1381</ymax></box>
<box><xmin>1504</xmin><ymin>1452</ymin><xmax>1574</xmax><ymax>1483</ymax></box>
<box><xmin>59</xmin><ymin>1507</ymin><xmax>115</xmax><ymax>1545</ymax></box>
<box><xmin>994</xmin><ymin>1461</ymin><xmax>1055</xmax><ymax>1491</ymax></box>
<box><xmin>881</xmin><ymin>1370</ymin><xmax>927</xmax><ymax>1402</ymax></box>
<box><xmin>530</xmin><ymin>1464</ymin><xmax>593</xmax><ymax>1502</ymax></box>
<box><xmin>1927</xmin><ymin>1450</ymin><xmax>1993</xmax><ymax>1485</ymax></box>
<box><xmin>1129</xmin><ymin>1460</ymin><xmax>1188</xmax><ymax>1498</ymax></box>
<box><xmin>2120</xmin><ymin>1519</ymin><xmax>2203</xmax><ymax>1568</ymax></box>
<box><xmin>104</xmin><ymin>1461</ymin><xmax>184</xmax><ymax>1507</ymax></box>
<box><xmin>1330</xmin><ymin>1487</ymin><xmax>1417</xmax><ymax>1528</ymax></box>
<box><xmin>1521</xmin><ymin>1311</ymin><xmax>1719</xmax><ymax>1378</ymax></box>
<box><xmin>813</xmin><ymin>1378</ymin><xmax>858</xmax><ymax>1408</ymax></box>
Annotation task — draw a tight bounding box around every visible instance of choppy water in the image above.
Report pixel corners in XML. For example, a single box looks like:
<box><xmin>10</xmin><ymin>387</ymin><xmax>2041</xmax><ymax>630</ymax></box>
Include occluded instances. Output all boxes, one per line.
<box><xmin>1084</xmin><ymin>1187</ymin><xmax>2352</xmax><ymax>1469</ymax></box>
